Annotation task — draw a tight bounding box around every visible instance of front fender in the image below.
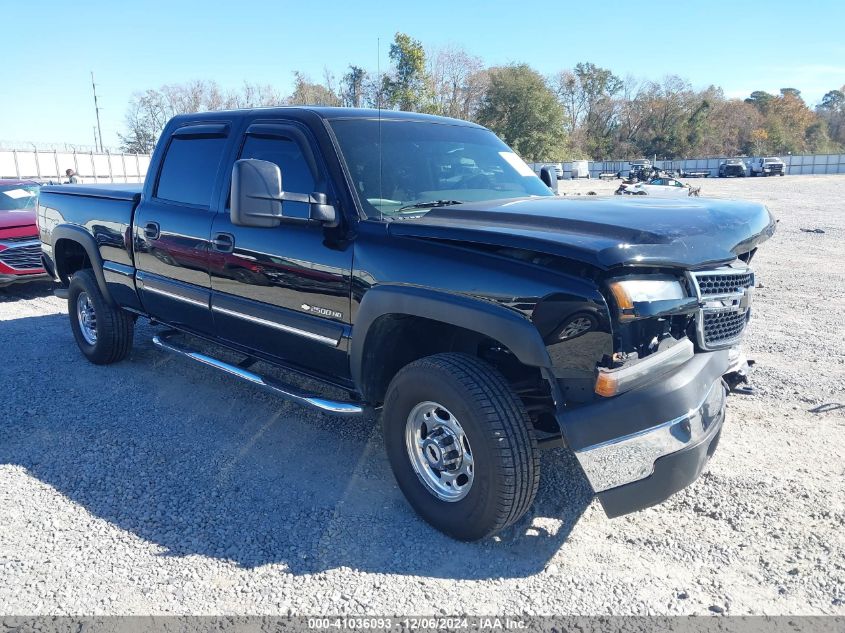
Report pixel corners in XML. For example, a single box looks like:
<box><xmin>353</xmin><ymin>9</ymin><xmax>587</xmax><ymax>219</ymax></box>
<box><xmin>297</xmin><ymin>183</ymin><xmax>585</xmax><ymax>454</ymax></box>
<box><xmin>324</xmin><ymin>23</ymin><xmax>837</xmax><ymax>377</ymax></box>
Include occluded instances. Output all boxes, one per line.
<box><xmin>350</xmin><ymin>284</ymin><xmax>552</xmax><ymax>394</ymax></box>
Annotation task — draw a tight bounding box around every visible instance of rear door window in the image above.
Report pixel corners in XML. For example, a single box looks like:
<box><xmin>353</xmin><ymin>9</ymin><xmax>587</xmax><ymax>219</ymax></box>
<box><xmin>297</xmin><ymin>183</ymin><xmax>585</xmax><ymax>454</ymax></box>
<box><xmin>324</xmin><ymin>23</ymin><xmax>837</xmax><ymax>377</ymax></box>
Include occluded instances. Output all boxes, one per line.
<box><xmin>156</xmin><ymin>136</ymin><xmax>228</xmax><ymax>207</ymax></box>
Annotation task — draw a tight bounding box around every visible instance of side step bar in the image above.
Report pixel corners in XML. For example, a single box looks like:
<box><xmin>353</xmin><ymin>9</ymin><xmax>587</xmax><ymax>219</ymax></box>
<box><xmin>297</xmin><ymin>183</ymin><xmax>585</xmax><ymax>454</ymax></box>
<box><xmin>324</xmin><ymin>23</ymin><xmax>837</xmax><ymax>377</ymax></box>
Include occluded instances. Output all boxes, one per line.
<box><xmin>152</xmin><ymin>333</ymin><xmax>366</xmax><ymax>417</ymax></box>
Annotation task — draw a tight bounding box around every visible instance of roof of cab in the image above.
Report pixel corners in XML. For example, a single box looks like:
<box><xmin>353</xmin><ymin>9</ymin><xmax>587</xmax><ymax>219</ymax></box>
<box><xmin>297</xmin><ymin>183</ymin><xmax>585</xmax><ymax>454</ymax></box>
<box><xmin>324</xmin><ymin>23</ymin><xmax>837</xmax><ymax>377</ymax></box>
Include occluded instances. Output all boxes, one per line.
<box><xmin>169</xmin><ymin>106</ymin><xmax>485</xmax><ymax>129</ymax></box>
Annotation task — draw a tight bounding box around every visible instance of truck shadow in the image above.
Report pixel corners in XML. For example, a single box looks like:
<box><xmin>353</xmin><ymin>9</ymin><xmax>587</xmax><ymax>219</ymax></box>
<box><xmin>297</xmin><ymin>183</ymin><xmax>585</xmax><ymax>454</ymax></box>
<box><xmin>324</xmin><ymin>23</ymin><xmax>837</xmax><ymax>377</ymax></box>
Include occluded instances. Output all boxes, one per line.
<box><xmin>0</xmin><ymin>315</ymin><xmax>592</xmax><ymax>580</ymax></box>
<box><xmin>0</xmin><ymin>281</ymin><xmax>55</xmax><ymax>302</ymax></box>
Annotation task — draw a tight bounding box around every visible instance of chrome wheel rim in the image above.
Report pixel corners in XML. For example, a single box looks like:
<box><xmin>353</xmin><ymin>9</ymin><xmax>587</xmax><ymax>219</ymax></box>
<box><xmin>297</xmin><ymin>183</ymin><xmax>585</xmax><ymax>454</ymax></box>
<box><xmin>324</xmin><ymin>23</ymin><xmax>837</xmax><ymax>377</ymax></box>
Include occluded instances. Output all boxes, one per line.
<box><xmin>560</xmin><ymin>316</ymin><xmax>593</xmax><ymax>340</ymax></box>
<box><xmin>405</xmin><ymin>401</ymin><xmax>474</xmax><ymax>502</ymax></box>
<box><xmin>76</xmin><ymin>292</ymin><xmax>98</xmax><ymax>345</ymax></box>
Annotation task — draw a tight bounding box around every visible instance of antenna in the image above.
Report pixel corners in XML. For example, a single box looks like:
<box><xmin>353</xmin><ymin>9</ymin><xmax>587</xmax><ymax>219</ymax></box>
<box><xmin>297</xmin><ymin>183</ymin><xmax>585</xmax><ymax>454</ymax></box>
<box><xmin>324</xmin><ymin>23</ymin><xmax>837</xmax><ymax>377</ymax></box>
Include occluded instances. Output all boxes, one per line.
<box><xmin>377</xmin><ymin>37</ymin><xmax>383</xmax><ymax>220</ymax></box>
<box><xmin>91</xmin><ymin>71</ymin><xmax>103</xmax><ymax>153</ymax></box>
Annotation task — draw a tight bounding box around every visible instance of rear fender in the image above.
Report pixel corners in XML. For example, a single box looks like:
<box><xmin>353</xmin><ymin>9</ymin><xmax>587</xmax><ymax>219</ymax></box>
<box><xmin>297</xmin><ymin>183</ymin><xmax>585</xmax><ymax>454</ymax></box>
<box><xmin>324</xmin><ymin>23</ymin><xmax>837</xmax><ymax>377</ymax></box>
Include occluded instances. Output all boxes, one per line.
<box><xmin>52</xmin><ymin>224</ymin><xmax>114</xmax><ymax>304</ymax></box>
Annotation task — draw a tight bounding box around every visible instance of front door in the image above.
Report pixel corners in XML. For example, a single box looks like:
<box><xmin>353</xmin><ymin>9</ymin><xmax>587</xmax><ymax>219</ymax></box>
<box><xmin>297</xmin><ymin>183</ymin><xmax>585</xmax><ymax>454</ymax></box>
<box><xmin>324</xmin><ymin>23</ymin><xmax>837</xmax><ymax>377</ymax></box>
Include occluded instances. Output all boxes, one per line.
<box><xmin>134</xmin><ymin>123</ymin><xmax>231</xmax><ymax>334</ymax></box>
<box><xmin>209</xmin><ymin>121</ymin><xmax>353</xmax><ymax>382</ymax></box>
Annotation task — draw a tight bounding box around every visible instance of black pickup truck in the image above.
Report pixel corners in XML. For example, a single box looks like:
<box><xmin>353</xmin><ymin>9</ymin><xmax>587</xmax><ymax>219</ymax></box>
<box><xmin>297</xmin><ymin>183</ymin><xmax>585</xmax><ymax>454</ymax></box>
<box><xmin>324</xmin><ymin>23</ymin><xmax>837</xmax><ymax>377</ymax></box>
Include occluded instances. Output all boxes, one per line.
<box><xmin>37</xmin><ymin>107</ymin><xmax>775</xmax><ymax>540</ymax></box>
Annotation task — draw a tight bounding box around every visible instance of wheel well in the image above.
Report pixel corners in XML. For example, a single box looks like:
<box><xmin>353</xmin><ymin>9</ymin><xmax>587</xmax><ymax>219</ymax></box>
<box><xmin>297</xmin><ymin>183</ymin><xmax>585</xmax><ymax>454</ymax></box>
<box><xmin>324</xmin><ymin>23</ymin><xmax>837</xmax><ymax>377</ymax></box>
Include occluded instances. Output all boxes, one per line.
<box><xmin>359</xmin><ymin>314</ymin><xmax>557</xmax><ymax>431</ymax></box>
<box><xmin>54</xmin><ymin>239</ymin><xmax>91</xmax><ymax>284</ymax></box>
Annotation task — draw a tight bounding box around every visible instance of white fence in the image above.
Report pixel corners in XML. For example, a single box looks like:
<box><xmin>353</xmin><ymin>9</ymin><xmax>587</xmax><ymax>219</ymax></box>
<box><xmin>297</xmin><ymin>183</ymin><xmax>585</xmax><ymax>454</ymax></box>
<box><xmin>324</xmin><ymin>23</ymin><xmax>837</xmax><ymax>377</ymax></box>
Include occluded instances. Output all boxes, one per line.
<box><xmin>0</xmin><ymin>149</ymin><xmax>151</xmax><ymax>183</ymax></box>
<box><xmin>533</xmin><ymin>154</ymin><xmax>845</xmax><ymax>179</ymax></box>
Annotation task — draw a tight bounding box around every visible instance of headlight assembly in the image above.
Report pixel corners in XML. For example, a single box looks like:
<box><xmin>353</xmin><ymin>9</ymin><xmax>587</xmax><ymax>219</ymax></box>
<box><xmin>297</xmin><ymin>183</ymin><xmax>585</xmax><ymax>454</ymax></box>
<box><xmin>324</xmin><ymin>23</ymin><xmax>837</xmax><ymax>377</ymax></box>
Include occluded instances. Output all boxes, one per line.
<box><xmin>607</xmin><ymin>277</ymin><xmax>686</xmax><ymax>321</ymax></box>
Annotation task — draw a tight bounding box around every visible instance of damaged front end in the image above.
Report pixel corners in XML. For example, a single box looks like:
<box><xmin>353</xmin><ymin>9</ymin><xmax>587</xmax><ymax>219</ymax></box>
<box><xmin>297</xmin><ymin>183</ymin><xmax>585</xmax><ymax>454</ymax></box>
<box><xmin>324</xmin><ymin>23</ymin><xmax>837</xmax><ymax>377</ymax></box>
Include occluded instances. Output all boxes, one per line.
<box><xmin>597</xmin><ymin>259</ymin><xmax>756</xmax><ymax>397</ymax></box>
<box><xmin>552</xmin><ymin>257</ymin><xmax>759</xmax><ymax>517</ymax></box>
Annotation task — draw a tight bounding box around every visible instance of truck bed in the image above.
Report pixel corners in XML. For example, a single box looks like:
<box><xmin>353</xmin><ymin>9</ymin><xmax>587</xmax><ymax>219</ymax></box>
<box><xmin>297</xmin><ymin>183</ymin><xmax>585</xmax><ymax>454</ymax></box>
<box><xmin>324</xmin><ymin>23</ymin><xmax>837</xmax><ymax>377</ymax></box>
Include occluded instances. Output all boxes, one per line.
<box><xmin>38</xmin><ymin>183</ymin><xmax>142</xmax><ymax>277</ymax></box>
<box><xmin>41</xmin><ymin>183</ymin><xmax>142</xmax><ymax>201</ymax></box>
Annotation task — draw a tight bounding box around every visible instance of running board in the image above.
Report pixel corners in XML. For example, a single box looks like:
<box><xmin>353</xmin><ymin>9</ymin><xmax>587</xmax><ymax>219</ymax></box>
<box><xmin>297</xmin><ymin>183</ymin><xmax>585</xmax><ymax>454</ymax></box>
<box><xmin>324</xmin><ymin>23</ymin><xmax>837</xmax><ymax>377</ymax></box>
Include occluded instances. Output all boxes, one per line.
<box><xmin>152</xmin><ymin>334</ymin><xmax>365</xmax><ymax>417</ymax></box>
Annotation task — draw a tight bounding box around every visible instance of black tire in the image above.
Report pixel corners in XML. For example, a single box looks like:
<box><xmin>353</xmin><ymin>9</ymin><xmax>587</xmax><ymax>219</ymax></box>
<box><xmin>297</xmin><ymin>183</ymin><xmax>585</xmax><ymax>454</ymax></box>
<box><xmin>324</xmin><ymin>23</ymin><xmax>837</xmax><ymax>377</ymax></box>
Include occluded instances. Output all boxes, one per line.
<box><xmin>382</xmin><ymin>353</ymin><xmax>539</xmax><ymax>541</ymax></box>
<box><xmin>68</xmin><ymin>269</ymin><xmax>134</xmax><ymax>365</ymax></box>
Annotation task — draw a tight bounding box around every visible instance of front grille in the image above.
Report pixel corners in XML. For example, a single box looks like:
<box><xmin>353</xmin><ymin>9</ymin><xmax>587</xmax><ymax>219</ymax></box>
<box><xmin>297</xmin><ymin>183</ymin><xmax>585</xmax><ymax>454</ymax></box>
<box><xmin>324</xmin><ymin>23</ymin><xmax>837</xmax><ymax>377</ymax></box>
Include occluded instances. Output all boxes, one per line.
<box><xmin>694</xmin><ymin>271</ymin><xmax>754</xmax><ymax>296</ymax></box>
<box><xmin>690</xmin><ymin>267</ymin><xmax>754</xmax><ymax>350</ymax></box>
<box><xmin>0</xmin><ymin>243</ymin><xmax>42</xmax><ymax>270</ymax></box>
<box><xmin>702</xmin><ymin>309</ymin><xmax>749</xmax><ymax>347</ymax></box>
<box><xmin>0</xmin><ymin>235</ymin><xmax>38</xmax><ymax>243</ymax></box>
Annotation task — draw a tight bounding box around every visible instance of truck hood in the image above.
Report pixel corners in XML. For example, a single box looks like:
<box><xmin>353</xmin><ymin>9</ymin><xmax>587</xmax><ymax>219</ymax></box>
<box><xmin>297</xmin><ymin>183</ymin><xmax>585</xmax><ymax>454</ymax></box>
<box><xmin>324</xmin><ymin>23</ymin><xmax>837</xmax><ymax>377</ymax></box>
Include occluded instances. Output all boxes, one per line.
<box><xmin>387</xmin><ymin>196</ymin><xmax>776</xmax><ymax>269</ymax></box>
<box><xmin>0</xmin><ymin>209</ymin><xmax>37</xmax><ymax>232</ymax></box>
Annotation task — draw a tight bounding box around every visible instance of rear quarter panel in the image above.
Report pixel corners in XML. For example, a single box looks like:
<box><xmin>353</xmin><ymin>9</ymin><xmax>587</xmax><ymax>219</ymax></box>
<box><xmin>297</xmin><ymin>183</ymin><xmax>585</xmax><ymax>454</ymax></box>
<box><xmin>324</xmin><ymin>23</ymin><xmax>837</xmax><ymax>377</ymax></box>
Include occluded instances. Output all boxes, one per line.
<box><xmin>38</xmin><ymin>189</ymin><xmax>138</xmax><ymax>267</ymax></box>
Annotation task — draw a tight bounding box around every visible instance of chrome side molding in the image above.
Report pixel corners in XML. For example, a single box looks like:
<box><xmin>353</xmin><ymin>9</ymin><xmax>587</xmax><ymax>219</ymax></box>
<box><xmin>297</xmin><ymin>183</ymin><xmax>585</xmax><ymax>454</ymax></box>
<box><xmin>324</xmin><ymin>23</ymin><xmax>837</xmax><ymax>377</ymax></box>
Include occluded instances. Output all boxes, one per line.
<box><xmin>152</xmin><ymin>333</ymin><xmax>365</xmax><ymax>417</ymax></box>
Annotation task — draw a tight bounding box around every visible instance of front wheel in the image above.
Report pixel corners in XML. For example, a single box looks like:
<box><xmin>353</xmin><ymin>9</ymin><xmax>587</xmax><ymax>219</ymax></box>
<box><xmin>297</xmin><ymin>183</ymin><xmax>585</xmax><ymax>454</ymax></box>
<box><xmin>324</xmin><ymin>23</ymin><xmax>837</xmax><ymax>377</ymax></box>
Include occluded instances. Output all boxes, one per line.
<box><xmin>68</xmin><ymin>269</ymin><xmax>134</xmax><ymax>364</ymax></box>
<box><xmin>382</xmin><ymin>353</ymin><xmax>540</xmax><ymax>540</ymax></box>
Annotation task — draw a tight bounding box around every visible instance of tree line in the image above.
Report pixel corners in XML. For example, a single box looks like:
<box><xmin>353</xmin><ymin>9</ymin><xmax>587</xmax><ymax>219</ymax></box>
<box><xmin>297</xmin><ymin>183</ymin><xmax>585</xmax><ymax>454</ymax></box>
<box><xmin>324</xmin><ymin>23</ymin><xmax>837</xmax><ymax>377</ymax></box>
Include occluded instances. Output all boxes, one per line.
<box><xmin>119</xmin><ymin>33</ymin><xmax>845</xmax><ymax>161</ymax></box>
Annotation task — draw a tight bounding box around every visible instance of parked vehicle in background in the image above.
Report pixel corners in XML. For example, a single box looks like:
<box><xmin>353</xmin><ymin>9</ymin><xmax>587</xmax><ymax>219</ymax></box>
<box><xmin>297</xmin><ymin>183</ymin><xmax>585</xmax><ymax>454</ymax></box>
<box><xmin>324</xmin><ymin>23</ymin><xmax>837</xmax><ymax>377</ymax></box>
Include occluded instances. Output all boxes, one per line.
<box><xmin>718</xmin><ymin>159</ymin><xmax>748</xmax><ymax>178</ymax></box>
<box><xmin>38</xmin><ymin>107</ymin><xmax>773</xmax><ymax>540</ymax></box>
<box><xmin>531</xmin><ymin>163</ymin><xmax>562</xmax><ymax>180</ymax></box>
<box><xmin>749</xmin><ymin>157</ymin><xmax>786</xmax><ymax>177</ymax></box>
<box><xmin>615</xmin><ymin>177</ymin><xmax>701</xmax><ymax>197</ymax></box>
<box><xmin>681</xmin><ymin>167</ymin><xmax>711</xmax><ymax>178</ymax></box>
<box><xmin>0</xmin><ymin>180</ymin><xmax>49</xmax><ymax>288</ymax></box>
<box><xmin>626</xmin><ymin>159</ymin><xmax>652</xmax><ymax>181</ymax></box>
<box><xmin>571</xmin><ymin>160</ymin><xmax>590</xmax><ymax>179</ymax></box>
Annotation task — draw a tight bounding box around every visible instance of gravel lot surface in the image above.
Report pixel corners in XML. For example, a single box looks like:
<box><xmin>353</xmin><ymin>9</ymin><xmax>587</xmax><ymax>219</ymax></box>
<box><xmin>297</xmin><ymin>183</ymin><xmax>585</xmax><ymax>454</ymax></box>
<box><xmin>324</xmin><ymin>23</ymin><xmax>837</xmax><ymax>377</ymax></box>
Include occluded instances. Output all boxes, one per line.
<box><xmin>1</xmin><ymin>175</ymin><xmax>843</xmax><ymax>616</ymax></box>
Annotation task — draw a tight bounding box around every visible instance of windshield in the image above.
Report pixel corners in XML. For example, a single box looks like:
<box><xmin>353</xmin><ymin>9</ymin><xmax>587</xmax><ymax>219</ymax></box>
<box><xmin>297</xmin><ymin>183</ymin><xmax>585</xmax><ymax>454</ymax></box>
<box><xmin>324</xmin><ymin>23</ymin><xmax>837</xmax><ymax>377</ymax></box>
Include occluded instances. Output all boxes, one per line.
<box><xmin>329</xmin><ymin>119</ymin><xmax>554</xmax><ymax>219</ymax></box>
<box><xmin>0</xmin><ymin>184</ymin><xmax>40</xmax><ymax>211</ymax></box>
<box><xmin>764</xmin><ymin>158</ymin><xmax>781</xmax><ymax>163</ymax></box>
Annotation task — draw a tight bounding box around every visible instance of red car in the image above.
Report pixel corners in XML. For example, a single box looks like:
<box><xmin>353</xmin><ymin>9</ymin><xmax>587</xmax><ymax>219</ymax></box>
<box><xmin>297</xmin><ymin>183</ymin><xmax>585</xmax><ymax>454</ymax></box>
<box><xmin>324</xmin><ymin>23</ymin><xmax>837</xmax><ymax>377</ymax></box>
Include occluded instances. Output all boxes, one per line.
<box><xmin>0</xmin><ymin>179</ymin><xmax>50</xmax><ymax>287</ymax></box>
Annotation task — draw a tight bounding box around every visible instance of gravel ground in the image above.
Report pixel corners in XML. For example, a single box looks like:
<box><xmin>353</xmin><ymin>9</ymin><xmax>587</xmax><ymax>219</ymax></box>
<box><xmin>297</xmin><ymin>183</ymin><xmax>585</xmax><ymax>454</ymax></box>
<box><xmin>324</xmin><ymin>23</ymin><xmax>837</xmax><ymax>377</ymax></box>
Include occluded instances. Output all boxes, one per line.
<box><xmin>1</xmin><ymin>175</ymin><xmax>843</xmax><ymax>616</ymax></box>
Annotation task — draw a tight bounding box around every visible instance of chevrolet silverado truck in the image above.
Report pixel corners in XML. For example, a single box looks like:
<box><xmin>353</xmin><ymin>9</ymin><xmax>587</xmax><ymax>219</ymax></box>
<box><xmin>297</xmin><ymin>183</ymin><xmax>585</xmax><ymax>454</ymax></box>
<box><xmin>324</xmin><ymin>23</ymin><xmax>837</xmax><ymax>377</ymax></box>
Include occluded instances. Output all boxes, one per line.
<box><xmin>37</xmin><ymin>108</ymin><xmax>775</xmax><ymax>540</ymax></box>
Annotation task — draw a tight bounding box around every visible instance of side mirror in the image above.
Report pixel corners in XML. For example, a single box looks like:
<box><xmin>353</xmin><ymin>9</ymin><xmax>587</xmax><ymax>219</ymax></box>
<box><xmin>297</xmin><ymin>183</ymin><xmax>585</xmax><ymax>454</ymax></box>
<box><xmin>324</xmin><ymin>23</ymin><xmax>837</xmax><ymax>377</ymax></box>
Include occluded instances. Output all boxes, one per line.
<box><xmin>231</xmin><ymin>159</ymin><xmax>284</xmax><ymax>228</ymax></box>
<box><xmin>230</xmin><ymin>159</ymin><xmax>339</xmax><ymax>228</ymax></box>
<box><xmin>539</xmin><ymin>166</ymin><xmax>556</xmax><ymax>190</ymax></box>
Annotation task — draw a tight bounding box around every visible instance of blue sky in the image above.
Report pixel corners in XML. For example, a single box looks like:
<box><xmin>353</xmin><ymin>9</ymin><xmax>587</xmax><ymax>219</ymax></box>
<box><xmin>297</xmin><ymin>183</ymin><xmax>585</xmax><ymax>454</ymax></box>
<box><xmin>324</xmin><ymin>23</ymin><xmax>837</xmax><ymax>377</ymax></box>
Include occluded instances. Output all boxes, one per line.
<box><xmin>4</xmin><ymin>0</ymin><xmax>844</xmax><ymax>149</ymax></box>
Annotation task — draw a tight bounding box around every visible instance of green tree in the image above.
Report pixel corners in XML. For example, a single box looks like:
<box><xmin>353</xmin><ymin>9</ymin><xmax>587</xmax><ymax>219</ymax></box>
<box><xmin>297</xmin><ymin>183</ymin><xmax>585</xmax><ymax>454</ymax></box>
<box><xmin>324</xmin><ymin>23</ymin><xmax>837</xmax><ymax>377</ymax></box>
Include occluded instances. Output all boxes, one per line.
<box><xmin>552</xmin><ymin>62</ymin><xmax>622</xmax><ymax>157</ymax></box>
<box><xmin>382</xmin><ymin>33</ymin><xmax>432</xmax><ymax>111</ymax></box>
<box><xmin>476</xmin><ymin>64</ymin><xmax>567</xmax><ymax>161</ymax></box>
<box><xmin>745</xmin><ymin>90</ymin><xmax>776</xmax><ymax>112</ymax></box>
<box><xmin>287</xmin><ymin>72</ymin><xmax>340</xmax><ymax>106</ymax></box>
<box><xmin>817</xmin><ymin>88</ymin><xmax>845</xmax><ymax>146</ymax></box>
<box><xmin>341</xmin><ymin>66</ymin><xmax>367</xmax><ymax>108</ymax></box>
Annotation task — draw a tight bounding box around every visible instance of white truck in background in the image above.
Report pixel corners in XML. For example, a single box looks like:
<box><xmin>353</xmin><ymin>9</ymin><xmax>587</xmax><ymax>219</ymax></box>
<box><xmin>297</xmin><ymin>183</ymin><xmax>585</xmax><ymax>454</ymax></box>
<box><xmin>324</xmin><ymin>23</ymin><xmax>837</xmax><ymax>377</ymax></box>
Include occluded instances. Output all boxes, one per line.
<box><xmin>749</xmin><ymin>157</ymin><xmax>786</xmax><ymax>176</ymax></box>
<box><xmin>570</xmin><ymin>160</ymin><xmax>590</xmax><ymax>179</ymax></box>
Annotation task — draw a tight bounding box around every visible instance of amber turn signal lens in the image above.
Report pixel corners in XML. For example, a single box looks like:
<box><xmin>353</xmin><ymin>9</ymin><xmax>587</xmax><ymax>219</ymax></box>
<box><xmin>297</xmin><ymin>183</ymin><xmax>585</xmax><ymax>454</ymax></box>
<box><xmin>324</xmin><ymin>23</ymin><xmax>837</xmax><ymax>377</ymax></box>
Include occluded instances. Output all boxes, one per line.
<box><xmin>594</xmin><ymin>372</ymin><xmax>619</xmax><ymax>397</ymax></box>
<box><xmin>608</xmin><ymin>282</ymin><xmax>634</xmax><ymax>311</ymax></box>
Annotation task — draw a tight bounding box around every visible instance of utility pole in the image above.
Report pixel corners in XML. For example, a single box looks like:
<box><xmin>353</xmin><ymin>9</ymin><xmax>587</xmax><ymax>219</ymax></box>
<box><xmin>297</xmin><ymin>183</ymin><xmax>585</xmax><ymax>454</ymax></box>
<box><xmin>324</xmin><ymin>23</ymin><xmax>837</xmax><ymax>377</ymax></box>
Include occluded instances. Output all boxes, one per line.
<box><xmin>91</xmin><ymin>71</ymin><xmax>103</xmax><ymax>153</ymax></box>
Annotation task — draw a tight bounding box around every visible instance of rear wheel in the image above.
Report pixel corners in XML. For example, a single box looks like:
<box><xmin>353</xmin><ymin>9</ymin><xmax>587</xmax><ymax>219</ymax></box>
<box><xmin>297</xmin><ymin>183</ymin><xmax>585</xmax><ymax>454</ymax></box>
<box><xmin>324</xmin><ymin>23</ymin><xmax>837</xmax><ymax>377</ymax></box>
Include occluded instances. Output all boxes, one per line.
<box><xmin>68</xmin><ymin>269</ymin><xmax>134</xmax><ymax>364</ymax></box>
<box><xmin>382</xmin><ymin>353</ymin><xmax>539</xmax><ymax>540</ymax></box>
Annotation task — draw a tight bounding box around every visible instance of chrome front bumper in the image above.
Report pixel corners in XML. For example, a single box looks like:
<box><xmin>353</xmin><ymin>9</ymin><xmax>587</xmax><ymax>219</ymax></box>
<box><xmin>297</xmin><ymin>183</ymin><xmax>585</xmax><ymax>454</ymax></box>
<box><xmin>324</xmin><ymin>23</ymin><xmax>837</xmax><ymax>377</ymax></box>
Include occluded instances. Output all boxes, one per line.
<box><xmin>557</xmin><ymin>348</ymin><xmax>730</xmax><ymax>516</ymax></box>
<box><xmin>574</xmin><ymin>379</ymin><xmax>726</xmax><ymax>492</ymax></box>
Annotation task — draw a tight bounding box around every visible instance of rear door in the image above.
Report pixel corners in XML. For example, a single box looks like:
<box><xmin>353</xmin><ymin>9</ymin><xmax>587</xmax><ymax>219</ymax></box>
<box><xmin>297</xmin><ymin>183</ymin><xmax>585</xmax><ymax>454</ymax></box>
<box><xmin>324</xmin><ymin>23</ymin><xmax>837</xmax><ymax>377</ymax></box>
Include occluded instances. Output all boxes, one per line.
<box><xmin>209</xmin><ymin>120</ymin><xmax>353</xmax><ymax>382</ymax></box>
<box><xmin>133</xmin><ymin>122</ymin><xmax>232</xmax><ymax>334</ymax></box>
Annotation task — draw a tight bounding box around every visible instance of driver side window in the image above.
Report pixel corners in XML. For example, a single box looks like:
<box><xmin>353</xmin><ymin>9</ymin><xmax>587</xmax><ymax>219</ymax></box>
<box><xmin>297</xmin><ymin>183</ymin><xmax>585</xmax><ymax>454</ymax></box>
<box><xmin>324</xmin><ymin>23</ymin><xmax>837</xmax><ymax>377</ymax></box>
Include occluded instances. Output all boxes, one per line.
<box><xmin>239</xmin><ymin>135</ymin><xmax>317</xmax><ymax>219</ymax></box>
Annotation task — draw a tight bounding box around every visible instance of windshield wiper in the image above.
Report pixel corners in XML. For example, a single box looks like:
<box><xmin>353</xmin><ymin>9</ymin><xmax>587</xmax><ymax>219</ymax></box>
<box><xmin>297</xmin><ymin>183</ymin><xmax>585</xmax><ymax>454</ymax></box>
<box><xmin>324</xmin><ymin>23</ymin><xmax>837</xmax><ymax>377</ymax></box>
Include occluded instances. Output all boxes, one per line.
<box><xmin>397</xmin><ymin>199</ymin><xmax>465</xmax><ymax>212</ymax></box>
